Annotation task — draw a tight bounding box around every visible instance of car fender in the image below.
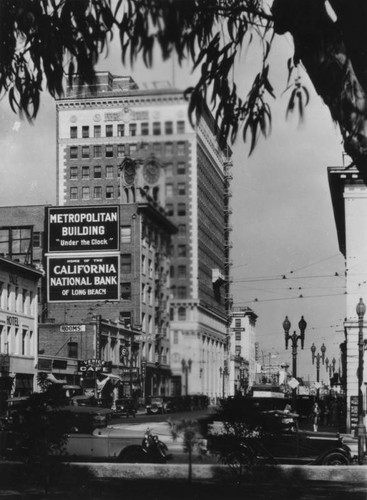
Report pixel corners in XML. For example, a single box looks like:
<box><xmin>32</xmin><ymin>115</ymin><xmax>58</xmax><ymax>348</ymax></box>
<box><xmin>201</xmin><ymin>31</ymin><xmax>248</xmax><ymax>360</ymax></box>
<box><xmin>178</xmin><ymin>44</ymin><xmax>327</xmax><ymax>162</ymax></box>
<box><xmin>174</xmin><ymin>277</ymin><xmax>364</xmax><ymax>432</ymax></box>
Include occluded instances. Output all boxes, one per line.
<box><xmin>314</xmin><ymin>446</ymin><xmax>352</xmax><ymax>465</ymax></box>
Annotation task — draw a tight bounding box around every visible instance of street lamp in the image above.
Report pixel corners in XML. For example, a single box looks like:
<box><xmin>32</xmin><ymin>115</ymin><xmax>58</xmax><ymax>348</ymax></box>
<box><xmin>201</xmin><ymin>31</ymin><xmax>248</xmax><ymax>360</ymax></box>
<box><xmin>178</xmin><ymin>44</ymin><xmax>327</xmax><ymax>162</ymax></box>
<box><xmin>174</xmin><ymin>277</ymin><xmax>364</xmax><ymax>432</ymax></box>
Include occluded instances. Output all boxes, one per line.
<box><xmin>181</xmin><ymin>358</ymin><xmax>192</xmax><ymax>396</ymax></box>
<box><xmin>356</xmin><ymin>298</ymin><xmax>366</xmax><ymax>465</ymax></box>
<box><xmin>283</xmin><ymin>315</ymin><xmax>307</xmax><ymax>409</ymax></box>
<box><xmin>310</xmin><ymin>343</ymin><xmax>326</xmax><ymax>383</ymax></box>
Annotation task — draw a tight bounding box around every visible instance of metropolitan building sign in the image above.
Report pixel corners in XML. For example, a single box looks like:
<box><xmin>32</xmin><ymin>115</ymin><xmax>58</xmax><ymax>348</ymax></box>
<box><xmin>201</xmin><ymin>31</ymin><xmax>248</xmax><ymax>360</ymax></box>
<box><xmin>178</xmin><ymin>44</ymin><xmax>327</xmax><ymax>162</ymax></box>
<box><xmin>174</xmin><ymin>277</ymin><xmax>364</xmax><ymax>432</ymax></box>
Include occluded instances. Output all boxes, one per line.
<box><xmin>46</xmin><ymin>206</ymin><xmax>120</xmax><ymax>302</ymax></box>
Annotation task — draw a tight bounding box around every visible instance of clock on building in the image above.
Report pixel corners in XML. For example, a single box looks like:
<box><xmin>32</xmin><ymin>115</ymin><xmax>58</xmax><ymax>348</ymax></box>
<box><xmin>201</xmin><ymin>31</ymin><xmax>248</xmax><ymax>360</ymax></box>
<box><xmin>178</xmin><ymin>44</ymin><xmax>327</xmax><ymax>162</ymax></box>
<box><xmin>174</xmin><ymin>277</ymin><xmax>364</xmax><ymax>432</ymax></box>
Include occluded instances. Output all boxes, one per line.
<box><xmin>121</xmin><ymin>158</ymin><xmax>136</xmax><ymax>186</ymax></box>
<box><xmin>143</xmin><ymin>159</ymin><xmax>160</xmax><ymax>184</ymax></box>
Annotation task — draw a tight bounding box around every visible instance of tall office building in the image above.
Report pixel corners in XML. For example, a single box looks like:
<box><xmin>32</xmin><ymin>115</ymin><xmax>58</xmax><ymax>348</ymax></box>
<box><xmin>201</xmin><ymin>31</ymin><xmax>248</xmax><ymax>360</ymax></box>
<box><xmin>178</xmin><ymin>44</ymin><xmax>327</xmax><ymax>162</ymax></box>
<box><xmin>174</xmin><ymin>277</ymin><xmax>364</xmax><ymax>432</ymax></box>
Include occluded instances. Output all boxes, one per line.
<box><xmin>55</xmin><ymin>72</ymin><xmax>232</xmax><ymax>400</ymax></box>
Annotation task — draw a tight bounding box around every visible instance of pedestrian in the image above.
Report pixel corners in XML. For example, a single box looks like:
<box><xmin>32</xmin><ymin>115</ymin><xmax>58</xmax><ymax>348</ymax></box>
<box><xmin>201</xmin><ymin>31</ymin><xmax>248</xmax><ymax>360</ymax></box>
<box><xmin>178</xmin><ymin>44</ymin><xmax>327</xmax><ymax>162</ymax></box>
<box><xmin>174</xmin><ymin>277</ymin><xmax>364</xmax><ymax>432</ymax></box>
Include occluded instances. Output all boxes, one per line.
<box><xmin>311</xmin><ymin>402</ymin><xmax>320</xmax><ymax>432</ymax></box>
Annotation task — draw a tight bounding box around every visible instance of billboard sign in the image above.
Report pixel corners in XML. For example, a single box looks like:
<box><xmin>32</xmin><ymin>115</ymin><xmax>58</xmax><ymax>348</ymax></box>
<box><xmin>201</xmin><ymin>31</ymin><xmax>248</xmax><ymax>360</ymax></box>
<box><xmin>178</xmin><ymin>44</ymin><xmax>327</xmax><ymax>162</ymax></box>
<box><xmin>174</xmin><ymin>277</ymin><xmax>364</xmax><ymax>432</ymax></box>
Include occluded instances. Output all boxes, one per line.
<box><xmin>47</xmin><ymin>206</ymin><xmax>119</xmax><ymax>253</ymax></box>
<box><xmin>47</xmin><ymin>255</ymin><xmax>120</xmax><ymax>302</ymax></box>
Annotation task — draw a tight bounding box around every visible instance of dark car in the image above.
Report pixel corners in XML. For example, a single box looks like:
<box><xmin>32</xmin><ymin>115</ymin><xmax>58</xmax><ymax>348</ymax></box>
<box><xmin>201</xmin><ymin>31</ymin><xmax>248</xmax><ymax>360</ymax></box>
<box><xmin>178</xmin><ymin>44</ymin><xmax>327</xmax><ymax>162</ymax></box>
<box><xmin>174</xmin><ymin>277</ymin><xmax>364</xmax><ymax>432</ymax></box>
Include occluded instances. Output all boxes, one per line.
<box><xmin>208</xmin><ymin>410</ymin><xmax>356</xmax><ymax>466</ymax></box>
<box><xmin>112</xmin><ymin>398</ymin><xmax>137</xmax><ymax>418</ymax></box>
<box><xmin>146</xmin><ymin>396</ymin><xmax>171</xmax><ymax>415</ymax></box>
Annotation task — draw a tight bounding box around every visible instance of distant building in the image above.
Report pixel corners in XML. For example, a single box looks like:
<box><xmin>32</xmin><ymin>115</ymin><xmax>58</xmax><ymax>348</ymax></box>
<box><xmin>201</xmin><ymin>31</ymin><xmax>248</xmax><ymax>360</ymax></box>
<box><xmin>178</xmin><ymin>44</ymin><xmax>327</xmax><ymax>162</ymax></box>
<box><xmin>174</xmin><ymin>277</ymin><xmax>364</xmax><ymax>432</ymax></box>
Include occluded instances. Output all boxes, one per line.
<box><xmin>0</xmin><ymin>256</ymin><xmax>42</xmax><ymax>405</ymax></box>
<box><xmin>228</xmin><ymin>307</ymin><xmax>258</xmax><ymax>395</ymax></box>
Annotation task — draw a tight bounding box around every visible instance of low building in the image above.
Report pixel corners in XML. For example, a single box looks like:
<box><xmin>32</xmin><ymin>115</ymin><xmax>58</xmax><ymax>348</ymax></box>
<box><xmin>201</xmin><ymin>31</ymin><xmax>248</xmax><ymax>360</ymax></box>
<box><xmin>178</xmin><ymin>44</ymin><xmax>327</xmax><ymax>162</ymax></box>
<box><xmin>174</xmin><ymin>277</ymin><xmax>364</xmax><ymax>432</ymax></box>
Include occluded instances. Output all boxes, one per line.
<box><xmin>0</xmin><ymin>256</ymin><xmax>43</xmax><ymax>405</ymax></box>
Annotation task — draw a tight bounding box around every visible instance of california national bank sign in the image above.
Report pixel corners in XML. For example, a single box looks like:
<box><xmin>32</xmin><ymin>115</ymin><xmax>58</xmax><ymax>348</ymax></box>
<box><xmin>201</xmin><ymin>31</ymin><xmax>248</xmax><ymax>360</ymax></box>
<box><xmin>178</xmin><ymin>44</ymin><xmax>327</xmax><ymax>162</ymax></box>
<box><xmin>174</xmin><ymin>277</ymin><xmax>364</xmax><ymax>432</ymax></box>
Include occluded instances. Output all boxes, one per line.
<box><xmin>47</xmin><ymin>206</ymin><xmax>119</xmax><ymax>253</ymax></box>
<box><xmin>47</xmin><ymin>255</ymin><xmax>120</xmax><ymax>302</ymax></box>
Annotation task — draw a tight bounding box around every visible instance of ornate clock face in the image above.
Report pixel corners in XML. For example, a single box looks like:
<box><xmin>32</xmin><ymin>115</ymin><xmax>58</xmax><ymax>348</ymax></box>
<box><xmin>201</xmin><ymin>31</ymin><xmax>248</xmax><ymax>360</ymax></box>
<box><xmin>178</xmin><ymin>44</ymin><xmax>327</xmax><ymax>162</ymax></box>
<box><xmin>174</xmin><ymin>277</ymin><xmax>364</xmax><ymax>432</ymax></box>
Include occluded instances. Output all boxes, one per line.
<box><xmin>143</xmin><ymin>159</ymin><xmax>160</xmax><ymax>184</ymax></box>
<box><xmin>123</xmin><ymin>160</ymin><xmax>136</xmax><ymax>186</ymax></box>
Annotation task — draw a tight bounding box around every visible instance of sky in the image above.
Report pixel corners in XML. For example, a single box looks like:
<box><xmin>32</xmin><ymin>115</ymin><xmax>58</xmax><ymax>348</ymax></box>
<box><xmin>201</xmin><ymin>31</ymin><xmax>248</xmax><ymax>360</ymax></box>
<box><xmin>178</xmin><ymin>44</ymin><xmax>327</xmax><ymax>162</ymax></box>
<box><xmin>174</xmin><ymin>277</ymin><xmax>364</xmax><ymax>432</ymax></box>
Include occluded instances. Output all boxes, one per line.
<box><xmin>0</xmin><ymin>25</ymin><xmax>348</xmax><ymax>385</ymax></box>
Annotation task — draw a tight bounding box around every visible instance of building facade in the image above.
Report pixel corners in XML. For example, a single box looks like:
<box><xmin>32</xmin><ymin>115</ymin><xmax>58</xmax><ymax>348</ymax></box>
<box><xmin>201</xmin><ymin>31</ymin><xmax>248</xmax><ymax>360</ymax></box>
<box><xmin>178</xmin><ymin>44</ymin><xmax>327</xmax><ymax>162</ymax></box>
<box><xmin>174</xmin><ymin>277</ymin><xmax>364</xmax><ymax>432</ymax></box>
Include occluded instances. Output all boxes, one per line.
<box><xmin>55</xmin><ymin>72</ymin><xmax>232</xmax><ymax>401</ymax></box>
<box><xmin>328</xmin><ymin>165</ymin><xmax>367</xmax><ymax>432</ymax></box>
<box><xmin>0</xmin><ymin>256</ymin><xmax>42</xmax><ymax>406</ymax></box>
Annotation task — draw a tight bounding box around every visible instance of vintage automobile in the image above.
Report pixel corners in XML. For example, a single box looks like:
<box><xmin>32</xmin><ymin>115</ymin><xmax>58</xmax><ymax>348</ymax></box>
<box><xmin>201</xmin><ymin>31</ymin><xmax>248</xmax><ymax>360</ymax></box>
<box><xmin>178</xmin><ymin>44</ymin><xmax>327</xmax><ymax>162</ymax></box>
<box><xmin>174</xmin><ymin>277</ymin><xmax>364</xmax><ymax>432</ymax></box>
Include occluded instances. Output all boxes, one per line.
<box><xmin>145</xmin><ymin>396</ymin><xmax>172</xmax><ymax>415</ymax></box>
<box><xmin>1</xmin><ymin>405</ymin><xmax>169</xmax><ymax>463</ymax></box>
<box><xmin>208</xmin><ymin>410</ymin><xmax>356</xmax><ymax>466</ymax></box>
<box><xmin>111</xmin><ymin>398</ymin><xmax>137</xmax><ymax>418</ymax></box>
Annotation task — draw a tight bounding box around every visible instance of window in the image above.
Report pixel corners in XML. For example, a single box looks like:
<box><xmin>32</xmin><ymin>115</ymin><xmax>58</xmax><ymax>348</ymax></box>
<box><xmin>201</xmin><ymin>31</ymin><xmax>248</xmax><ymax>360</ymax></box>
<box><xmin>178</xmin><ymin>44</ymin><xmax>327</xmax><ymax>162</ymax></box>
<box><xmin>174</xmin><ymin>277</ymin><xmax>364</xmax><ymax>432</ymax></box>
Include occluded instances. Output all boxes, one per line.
<box><xmin>166</xmin><ymin>184</ymin><xmax>173</xmax><ymax>198</ymax></box>
<box><xmin>177</xmin><ymin>142</ymin><xmax>185</xmax><ymax>155</ymax></box>
<box><xmin>106</xmin><ymin>186</ymin><xmax>114</xmax><ymax>199</ymax></box>
<box><xmin>82</xmin><ymin>166</ymin><xmax>90</xmax><ymax>179</ymax></box>
<box><xmin>106</xmin><ymin>165</ymin><xmax>114</xmax><ymax>178</ymax></box>
<box><xmin>178</xmin><ymin>307</ymin><xmax>186</xmax><ymax>321</ymax></box>
<box><xmin>153</xmin><ymin>143</ymin><xmax>161</xmax><ymax>154</ymax></box>
<box><xmin>177</xmin><ymin>203</ymin><xmax>186</xmax><ymax>216</ymax></box>
<box><xmin>32</xmin><ymin>232</ymin><xmax>42</xmax><ymax>247</ymax></box>
<box><xmin>70</xmin><ymin>166</ymin><xmax>78</xmax><ymax>180</ymax></box>
<box><xmin>165</xmin><ymin>121</ymin><xmax>173</xmax><ymax>134</ymax></box>
<box><xmin>117</xmin><ymin>144</ymin><xmax>125</xmax><ymax>157</ymax></box>
<box><xmin>129</xmin><ymin>123</ymin><xmax>137</xmax><ymax>136</ymax></box>
<box><xmin>94</xmin><ymin>125</ymin><xmax>101</xmax><ymax>138</ymax></box>
<box><xmin>166</xmin><ymin>204</ymin><xmax>174</xmax><ymax>216</ymax></box>
<box><xmin>178</xmin><ymin>244</ymin><xmax>186</xmax><ymax>257</ymax></box>
<box><xmin>68</xmin><ymin>342</ymin><xmax>78</xmax><ymax>359</ymax></box>
<box><xmin>117</xmin><ymin>124</ymin><xmax>125</xmax><ymax>137</ymax></box>
<box><xmin>141</xmin><ymin>283</ymin><xmax>146</xmax><ymax>303</ymax></box>
<box><xmin>235</xmin><ymin>331</ymin><xmax>241</xmax><ymax>341</ymax></box>
<box><xmin>178</xmin><ymin>224</ymin><xmax>186</xmax><ymax>236</ymax></box>
<box><xmin>82</xmin><ymin>126</ymin><xmax>89</xmax><ymax>138</ymax></box>
<box><xmin>165</xmin><ymin>142</ymin><xmax>173</xmax><ymax>155</ymax></box>
<box><xmin>105</xmin><ymin>145</ymin><xmax>113</xmax><ymax>157</ymax></box>
<box><xmin>82</xmin><ymin>186</ymin><xmax>90</xmax><ymax>200</ymax></box>
<box><xmin>94</xmin><ymin>166</ymin><xmax>102</xmax><ymax>178</ymax></box>
<box><xmin>165</xmin><ymin>163</ymin><xmax>173</xmax><ymax>176</ymax></box>
<box><xmin>178</xmin><ymin>265</ymin><xmax>186</xmax><ymax>279</ymax></box>
<box><xmin>235</xmin><ymin>345</ymin><xmax>241</xmax><ymax>355</ymax></box>
<box><xmin>173</xmin><ymin>331</ymin><xmax>179</xmax><ymax>344</ymax></box>
<box><xmin>70</xmin><ymin>126</ymin><xmax>77</xmax><ymax>138</ymax></box>
<box><xmin>106</xmin><ymin>124</ymin><xmax>113</xmax><ymax>137</ymax></box>
<box><xmin>177</xmin><ymin>121</ymin><xmax>185</xmax><ymax>133</ymax></box>
<box><xmin>70</xmin><ymin>146</ymin><xmax>78</xmax><ymax>159</ymax></box>
<box><xmin>121</xmin><ymin>254</ymin><xmax>132</xmax><ymax>274</ymax></box>
<box><xmin>121</xmin><ymin>282</ymin><xmax>131</xmax><ymax>300</ymax></box>
<box><xmin>82</xmin><ymin>146</ymin><xmax>89</xmax><ymax>158</ymax></box>
<box><xmin>153</xmin><ymin>122</ymin><xmax>161</xmax><ymax>135</ymax></box>
<box><xmin>129</xmin><ymin>144</ymin><xmax>137</xmax><ymax>154</ymax></box>
<box><xmin>70</xmin><ymin>187</ymin><xmax>78</xmax><ymax>200</ymax></box>
<box><xmin>177</xmin><ymin>162</ymin><xmax>186</xmax><ymax>174</ymax></box>
<box><xmin>141</xmin><ymin>122</ymin><xmax>149</xmax><ymax>135</ymax></box>
<box><xmin>178</xmin><ymin>183</ymin><xmax>186</xmax><ymax>195</ymax></box>
<box><xmin>93</xmin><ymin>145</ymin><xmax>102</xmax><ymax>158</ymax></box>
<box><xmin>22</xmin><ymin>329</ymin><xmax>27</xmax><ymax>355</ymax></box>
<box><xmin>94</xmin><ymin>186</ymin><xmax>102</xmax><ymax>199</ymax></box>
<box><xmin>121</xmin><ymin>226</ymin><xmax>131</xmax><ymax>244</ymax></box>
<box><xmin>120</xmin><ymin>311</ymin><xmax>131</xmax><ymax>328</ymax></box>
<box><xmin>235</xmin><ymin>319</ymin><xmax>241</xmax><ymax>328</ymax></box>
<box><xmin>177</xmin><ymin>286</ymin><xmax>186</xmax><ymax>299</ymax></box>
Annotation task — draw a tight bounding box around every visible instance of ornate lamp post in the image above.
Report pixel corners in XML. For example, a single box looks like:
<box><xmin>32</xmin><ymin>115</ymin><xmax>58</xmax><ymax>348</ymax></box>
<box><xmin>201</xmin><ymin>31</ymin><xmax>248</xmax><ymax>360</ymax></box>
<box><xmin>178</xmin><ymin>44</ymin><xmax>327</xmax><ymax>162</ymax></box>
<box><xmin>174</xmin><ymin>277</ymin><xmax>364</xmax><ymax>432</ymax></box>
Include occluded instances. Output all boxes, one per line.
<box><xmin>356</xmin><ymin>298</ymin><xmax>366</xmax><ymax>465</ymax></box>
<box><xmin>283</xmin><ymin>315</ymin><xmax>307</xmax><ymax>409</ymax></box>
<box><xmin>181</xmin><ymin>358</ymin><xmax>192</xmax><ymax>396</ymax></box>
<box><xmin>310</xmin><ymin>343</ymin><xmax>326</xmax><ymax>383</ymax></box>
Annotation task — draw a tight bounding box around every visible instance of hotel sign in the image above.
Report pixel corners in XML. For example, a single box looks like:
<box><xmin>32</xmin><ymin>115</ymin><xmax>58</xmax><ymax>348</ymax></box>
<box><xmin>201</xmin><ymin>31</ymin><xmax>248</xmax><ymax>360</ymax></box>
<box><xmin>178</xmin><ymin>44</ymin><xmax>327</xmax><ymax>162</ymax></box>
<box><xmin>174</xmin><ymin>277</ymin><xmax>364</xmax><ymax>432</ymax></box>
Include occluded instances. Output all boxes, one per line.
<box><xmin>47</xmin><ymin>255</ymin><xmax>120</xmax><ymax>302</ymax></box>
<box><xmin>47</xmin><ymin>206</ymin><xmax>119</xmax><ymax>253</ymax></box>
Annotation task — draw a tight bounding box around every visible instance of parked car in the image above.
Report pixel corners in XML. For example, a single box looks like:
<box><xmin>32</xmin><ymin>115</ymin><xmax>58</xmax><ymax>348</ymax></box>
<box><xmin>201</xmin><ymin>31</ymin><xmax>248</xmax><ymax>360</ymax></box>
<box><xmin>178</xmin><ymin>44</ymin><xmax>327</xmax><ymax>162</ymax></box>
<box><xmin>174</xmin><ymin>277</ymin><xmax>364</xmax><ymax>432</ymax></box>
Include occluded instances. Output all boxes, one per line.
<box><xmin>146</xmin><ymin>396</ymin><xmax>171</xmax><ymax>415</ymax></box>
<box><xmin>112</xmin><ymin>398</ymin><xmax>137</xmax><ymax>418</ymax></box>
<box><xmin>208</xmin><ymin>410</ymin><xmax>356</xmax><ymax>466</ymax></box>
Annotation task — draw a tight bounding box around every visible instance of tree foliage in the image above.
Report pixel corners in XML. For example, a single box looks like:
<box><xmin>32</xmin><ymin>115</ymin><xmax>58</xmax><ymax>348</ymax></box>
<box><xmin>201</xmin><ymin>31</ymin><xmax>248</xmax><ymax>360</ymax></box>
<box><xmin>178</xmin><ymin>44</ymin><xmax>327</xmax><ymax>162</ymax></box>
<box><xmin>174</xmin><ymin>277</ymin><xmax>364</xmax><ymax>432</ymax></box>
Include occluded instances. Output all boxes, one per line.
<box><xmin>1</xmin><ymin>0</ymin><xmax>367</xmax><ymax>167</ymax></box>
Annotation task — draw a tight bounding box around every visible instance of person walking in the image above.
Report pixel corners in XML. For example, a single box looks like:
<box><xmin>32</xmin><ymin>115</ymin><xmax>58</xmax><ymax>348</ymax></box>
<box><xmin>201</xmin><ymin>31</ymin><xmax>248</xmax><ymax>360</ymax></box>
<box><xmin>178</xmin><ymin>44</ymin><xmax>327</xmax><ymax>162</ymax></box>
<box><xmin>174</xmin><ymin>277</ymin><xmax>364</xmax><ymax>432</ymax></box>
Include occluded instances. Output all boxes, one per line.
<box><xmin>311</xmin><ymin>402</ymin><xmax>321</xmax><ymax>432</ymax></box>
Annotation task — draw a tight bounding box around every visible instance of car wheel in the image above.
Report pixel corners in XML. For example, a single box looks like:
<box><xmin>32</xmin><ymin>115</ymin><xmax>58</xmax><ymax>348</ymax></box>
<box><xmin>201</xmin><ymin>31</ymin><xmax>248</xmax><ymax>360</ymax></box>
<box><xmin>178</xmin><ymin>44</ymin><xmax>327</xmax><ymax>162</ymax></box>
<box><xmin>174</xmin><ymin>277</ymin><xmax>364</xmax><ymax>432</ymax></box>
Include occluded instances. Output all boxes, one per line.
<box><xmin>118</xmin><ymin>445</ymin><xmax>145</xmax><ymax>463</ymax></box>
<box><xmin>219</xmin><ymin>448</ymin><xmax>254</xmax><ymax>468</ymax></box>
<box><xmin>322</xmin><ymin>451</ymin><xmax>350</xmax><ymax>465</ymax></box>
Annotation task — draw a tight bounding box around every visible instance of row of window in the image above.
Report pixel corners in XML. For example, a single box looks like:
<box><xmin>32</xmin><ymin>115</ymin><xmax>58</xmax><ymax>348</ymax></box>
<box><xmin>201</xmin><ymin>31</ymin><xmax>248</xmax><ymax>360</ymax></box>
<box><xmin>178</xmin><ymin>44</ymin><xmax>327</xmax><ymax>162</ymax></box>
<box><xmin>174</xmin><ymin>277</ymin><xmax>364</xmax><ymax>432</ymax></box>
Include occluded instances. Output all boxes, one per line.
<box><xmin>69</xmin><ymin>141</ymin><xmax>187</xmax><ymax>160</ymax></box>
<box><xmin>69</xmin><ymin>185</ymin><xmax>115</xmax><ymax>200</ymax></box>
<box><xmin>0</xmin><ymin>324</ymin><xmax>34</xmax><ymax>357</ymax></box>
<box><xmin>70</xmin><ymin>121</ymin><xmax>186</xmax><ymax>139</ymax></box>
<box><xmin>0</xmin><ymin>283</ymin><xmax>35</xmax><ymax>315</ymax></box>
<box><xmin>69</xmin><ymin>161</ymin><xmax>187</xmax><ymax>180</ymax></box>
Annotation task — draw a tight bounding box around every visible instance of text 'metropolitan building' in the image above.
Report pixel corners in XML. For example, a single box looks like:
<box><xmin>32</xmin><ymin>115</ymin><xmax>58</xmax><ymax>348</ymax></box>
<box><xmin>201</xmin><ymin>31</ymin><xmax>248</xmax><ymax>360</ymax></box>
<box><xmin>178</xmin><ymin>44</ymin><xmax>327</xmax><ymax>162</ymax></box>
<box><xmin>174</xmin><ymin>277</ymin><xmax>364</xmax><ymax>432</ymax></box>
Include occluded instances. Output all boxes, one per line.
<box><xmin>55</xmin><ymin>72</ymin><xmax>233</xmax><ymax>400</ymax></box>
